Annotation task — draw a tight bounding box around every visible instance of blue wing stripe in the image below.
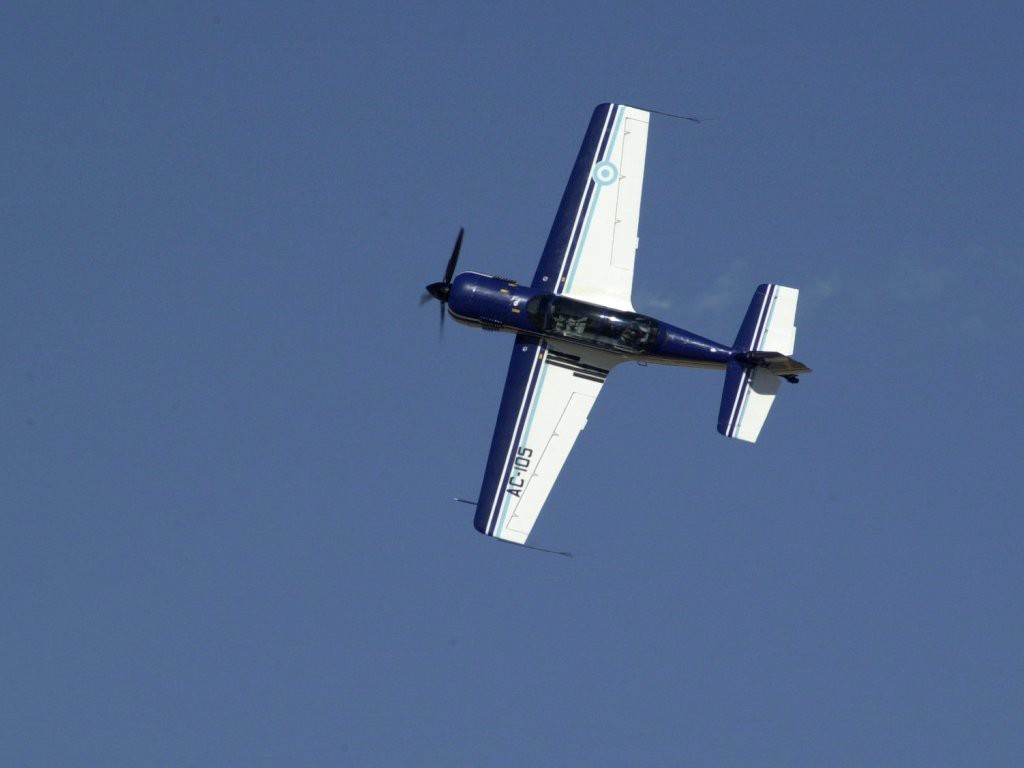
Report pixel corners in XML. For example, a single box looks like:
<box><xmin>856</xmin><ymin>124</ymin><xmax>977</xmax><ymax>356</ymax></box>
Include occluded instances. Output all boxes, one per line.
<box><xmin>561</xmin><ymin>106</ymin><xmax>627</xmax><ymax>295</ymax></box>
<box><xmin>555</xmin><ymin>179</ymin><xmax>598</xmax><ymax>290</ymax></box>
<box><xmin>530</xmin><ymin>103</ymin><xmax>619</xmax><ymax>291</ymax></box>
<box><xmin>593</xmin><ymin>105</ymin><xmax>618</xmax><ymax>168</ymax></box>
<box><xmin>491</xmin><ymin>356</ymin><xmax>551</xmax><ymax>536</ymax></box>
<box><xmin>485</xmin><ymin>340</ymin><xmax>545</xmax><ymax>536</ymax></box>
<box><xmin>474</xmin><ymin>335</ymin><xmax>548</xmax><ymax>536</ymax></box>
<box><xmin>733</xmin><ymin>283</ymin><xmax>776</xmax><ymax>351</ymax></box>
<box><xmin>726</xmin><ymin>287</ymin><xmax>774</xmax><ymax>436</ymax></box>
<box><xmin>727</xmin><ymin>364</ymin><xmax>747</xmax><ymax>438</ymax></box>
<box><xmin>721</xmin><ymin>285</ymin><xmax>779</xmax><ymax>437</ymax></box>
<box><xmin>751</xmin><ymin>284</ymin><xmax>777</xmax><ymax>350</ymax></box>
<box><xmin>556</xmin><ymin>105</ymin><xmax>623</xmax><ymax>292</ymax></box>
<box><xmin>718</xmin><ymin>360</ymin><xmax>751</xmax><ymax>438</ymax></box>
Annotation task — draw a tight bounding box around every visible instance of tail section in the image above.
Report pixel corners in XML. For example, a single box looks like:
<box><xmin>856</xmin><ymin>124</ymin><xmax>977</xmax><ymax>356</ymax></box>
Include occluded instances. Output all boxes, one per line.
<box><xmin>733</xmin><ymin>283</ymin><xmax>798</xmax><ymax>355</ymax></box>
<box><xmin>718</xmin><ymin>360</ymin><xmax>780</xmax><ymax>442</ymax></box>
<box><xmin>718</xmin><ymin>284</ymin><xmax>809</xmax><ymax>443</ymax></box>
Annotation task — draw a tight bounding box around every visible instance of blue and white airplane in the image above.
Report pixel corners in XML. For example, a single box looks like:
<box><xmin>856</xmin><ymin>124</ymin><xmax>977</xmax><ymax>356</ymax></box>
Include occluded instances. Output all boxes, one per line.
<box><xmin>425</xmin><ymin>103</ymin><xmax>810</xmax><ymax>547</ymax></box>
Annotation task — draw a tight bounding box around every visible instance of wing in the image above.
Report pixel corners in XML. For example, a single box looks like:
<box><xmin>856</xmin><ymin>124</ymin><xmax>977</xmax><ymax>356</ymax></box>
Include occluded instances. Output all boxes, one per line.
<box><xmin>474</xmin><ymin>334</ymin><xmax>619</xmax><ymax>544</ymax></box>
<box><xmin>531</xmin><ymin>103</ymin><xmax>650</xmax><ymax>312</ymax></box>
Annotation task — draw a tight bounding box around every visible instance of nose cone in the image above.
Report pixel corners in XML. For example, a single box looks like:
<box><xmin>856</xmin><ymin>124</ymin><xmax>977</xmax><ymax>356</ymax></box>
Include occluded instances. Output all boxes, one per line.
<box><xmin>426</xmin><ymin>282</ymin><xmax>450</xmax><ymax>302</ymax></box>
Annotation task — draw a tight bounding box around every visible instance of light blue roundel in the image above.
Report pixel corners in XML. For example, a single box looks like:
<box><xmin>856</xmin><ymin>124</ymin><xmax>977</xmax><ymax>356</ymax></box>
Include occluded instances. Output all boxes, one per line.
<box><xmin>592</xmin><ymin>161</ymin><xmax>618</xmax><ymax>185</ymax></box>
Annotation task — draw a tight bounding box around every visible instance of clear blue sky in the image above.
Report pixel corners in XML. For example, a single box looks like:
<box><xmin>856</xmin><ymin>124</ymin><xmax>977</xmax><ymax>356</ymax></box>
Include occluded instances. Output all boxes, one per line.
<box><xmin>3</xmin><ymin>2</ymin><xmax>1022</xmax><ymax>765</ymax></box>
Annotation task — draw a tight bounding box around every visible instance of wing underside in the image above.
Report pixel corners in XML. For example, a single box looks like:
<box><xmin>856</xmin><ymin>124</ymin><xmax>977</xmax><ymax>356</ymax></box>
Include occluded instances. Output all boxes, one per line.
<box><xmin>475</xmin><ymin>336</ymin><xmax>617</xmax><ymax>544</ymax></box>
<box><xmin>531</xmin><ymin>103</ymin><xmax>650</xmax><ymax>312</ymax></box>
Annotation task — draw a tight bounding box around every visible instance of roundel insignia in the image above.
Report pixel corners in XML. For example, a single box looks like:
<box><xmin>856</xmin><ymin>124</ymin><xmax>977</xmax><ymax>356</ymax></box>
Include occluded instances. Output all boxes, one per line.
<box><xmin>591</xmin><ymin>161</ymin><xmax>618</xmax><ymax>185</ymax></box>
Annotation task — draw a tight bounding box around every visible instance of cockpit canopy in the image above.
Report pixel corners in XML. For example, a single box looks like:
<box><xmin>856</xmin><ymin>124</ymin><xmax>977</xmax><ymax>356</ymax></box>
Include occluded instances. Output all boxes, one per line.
<box><xmin>525</xmin><ymin>295</ymin><xmax>659</xmax><ymax>353</ymax></box>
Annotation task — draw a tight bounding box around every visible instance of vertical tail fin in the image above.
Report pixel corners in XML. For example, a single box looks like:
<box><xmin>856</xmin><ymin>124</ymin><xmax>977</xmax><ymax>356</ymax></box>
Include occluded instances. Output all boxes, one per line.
<box><xmin>718</xmin><ymin>284</ymin><xmax>805</xmax><ymax>443</ymax></box>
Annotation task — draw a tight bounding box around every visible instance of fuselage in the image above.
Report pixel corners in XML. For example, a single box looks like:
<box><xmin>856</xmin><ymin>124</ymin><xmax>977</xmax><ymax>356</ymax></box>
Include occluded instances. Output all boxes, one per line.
<box><xmin>446</xmin><ymin>271</ymin><xmax>734</xmax><ymax>370</ymax></box>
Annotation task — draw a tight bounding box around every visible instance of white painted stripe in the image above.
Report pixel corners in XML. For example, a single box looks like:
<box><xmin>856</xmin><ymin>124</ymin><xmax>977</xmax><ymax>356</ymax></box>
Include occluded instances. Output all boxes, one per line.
<box><xmin>726</xmin><ymin>284</ymin><xmax>775</xmax><ymax>435</ymax></box>
<box><xmin>728</xmin><ymin>286</ymin><xmax>774</xmax><ymax>435</ymax></box>
<box><xmin>735</xmin><ymin>292</ymin><xmax>773</xmax><ymax>434</ymax></box>
<box><xmin>553</xmin><ymin>105</ymin><xmax>617</xmax><ymax>292</ymax></box>
<box><xmin>551</xmin><ymin>108</ymin><xmax>613</xmax><ymax>287</ymax></box>
<box><xmin>564</xmin><ymin>106</ymin><xmax>625</xmax><ymax>294</ymax></box>
<box><xmin>494</xmin><ymin>357</ymin><xmax>551</xmax><ymax>537</ymax></box>
<box><xmin>753</xmin><ymin>285</ymin><xmax>778</xmax><ymax>351</ymax></box>
<box><xmin>483</xmin><ymin>343</ymin><xmax>546</xmax><ymax>535</ymax></box>
<box><xmin>734</xmin><ymin>370</ymin><xmax>755</xmax><ymax>436</ymax></box>
<box><xmin>726</xmin><ymin>367</ymin><xmax>751</xmax><ymax>437</ymax></box>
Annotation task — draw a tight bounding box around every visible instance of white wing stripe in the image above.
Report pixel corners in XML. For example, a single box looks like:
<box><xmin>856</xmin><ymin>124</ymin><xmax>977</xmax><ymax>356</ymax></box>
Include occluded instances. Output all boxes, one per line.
<box><xmin>485</xmin><ymin>343</ymin><xmax>618</xmax><ymax>544</ymax></box>
<box><xmin>493</xmin><ymin>357</ymin><xmax>551</xmax><ymax>537</ymax></box>
<box><xmin>563</xmin><ymin>106</ymin><xmax>625</xmax><ymax>294</ymax></box>
<box><xmin>553</xmin><ymin>106</ymin><xmax>618</xmax><ymax>291</ymax></box>
<box><xmin>753</xmin><ymin>285</ymin><xmax>779</xmax><ymax>351</ymax></box>
<box><xmin>482</xmin><ymin>343</ymin><xmax>546</xmax><ymax>535</ymax></box>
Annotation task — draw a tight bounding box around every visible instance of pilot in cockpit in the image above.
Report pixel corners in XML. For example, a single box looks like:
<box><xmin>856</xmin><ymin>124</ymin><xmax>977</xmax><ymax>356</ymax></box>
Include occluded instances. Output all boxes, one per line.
<box><xmin>621</xmin><ymin>323</ymin><xmax>644</xmax><ymax>346</ymax></box>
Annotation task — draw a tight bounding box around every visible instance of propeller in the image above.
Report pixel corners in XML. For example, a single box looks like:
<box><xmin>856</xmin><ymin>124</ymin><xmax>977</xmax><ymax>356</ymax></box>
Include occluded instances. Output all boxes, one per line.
<box><xmin>424</xmin><ymin>227</ymin><xmax>464</xmax><ymax>334</ymax></box>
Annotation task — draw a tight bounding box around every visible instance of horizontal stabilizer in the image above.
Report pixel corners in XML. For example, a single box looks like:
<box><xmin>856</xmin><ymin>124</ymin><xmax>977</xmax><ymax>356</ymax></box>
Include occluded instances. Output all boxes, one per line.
<box><xmin>734</xmin><ymin>284</ymin><xmax>798</xmax><ymax>355</ymax></box>
<box><xmin>717</xmin><ymin>359</ymin><xmax>780</xmax><ymax>443</ymax></box>
<box><xmin>720</xmin><ymin>283</ymin><xmax>808</xmax><ymax>442</ymax></box>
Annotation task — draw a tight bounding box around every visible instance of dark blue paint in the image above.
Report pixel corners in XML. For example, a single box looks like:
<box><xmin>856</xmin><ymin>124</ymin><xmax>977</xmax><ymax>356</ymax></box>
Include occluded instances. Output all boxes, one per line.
<box><xmin>449</xmin><ymin>268</ymin><xmax>747</xmax><ymax>538</ymax></box>
<box><xmin>441</xmin><ymin>105</ymin><xmax>807</xmax><ymax>542</ymax></box>
<box><xmin>473</xmin><ymin>334</ymin><xmax>546</xmax><ymax>536</ymax></box>
<box><xmin>733</xmin><ymin>283</ymin><xmax>774</xmax><ymax>350</ymax></box>
<box><xmin>447</xmin><ymin>271</ymin><xmax>735</xmax><ymax>368</ymax></box>
<box><xmin>531</xmin><ymin>103</ymin><xmax>615</xmax><ymax>291</ymax></box>
<box><xmin>717</xmin><ymin>359</ymin><xmax>750</xmax><ymax>437</ymax></box>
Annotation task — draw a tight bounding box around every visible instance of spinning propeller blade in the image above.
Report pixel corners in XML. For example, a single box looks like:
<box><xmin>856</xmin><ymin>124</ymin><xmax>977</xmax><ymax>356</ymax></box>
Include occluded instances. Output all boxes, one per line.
<box><xmin>423</xmin><ymin>228</ymin><xmax>464</xmax><ymax>337</ymax></box>
<box><xmin>444</xmin><ymin>228</ymin><xmax>464</xmax><ymax>285</ymax></box>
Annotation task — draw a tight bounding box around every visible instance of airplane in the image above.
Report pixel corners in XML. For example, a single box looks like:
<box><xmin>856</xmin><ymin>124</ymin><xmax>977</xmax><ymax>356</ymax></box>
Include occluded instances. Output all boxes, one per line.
<box><xmin>424</xmin><ymin>103</ymin><xmax>810</xmax><ymax>549</ymax></box>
